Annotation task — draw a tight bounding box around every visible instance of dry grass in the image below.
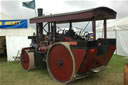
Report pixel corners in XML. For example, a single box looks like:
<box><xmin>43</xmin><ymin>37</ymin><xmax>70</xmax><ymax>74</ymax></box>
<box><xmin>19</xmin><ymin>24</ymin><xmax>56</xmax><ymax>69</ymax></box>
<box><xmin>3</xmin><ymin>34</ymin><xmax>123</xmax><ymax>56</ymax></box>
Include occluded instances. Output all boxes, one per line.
<box><xmin>0</xmin><ymin>55</ymin><xmax>127</xmax><ymax>85</ymax></box>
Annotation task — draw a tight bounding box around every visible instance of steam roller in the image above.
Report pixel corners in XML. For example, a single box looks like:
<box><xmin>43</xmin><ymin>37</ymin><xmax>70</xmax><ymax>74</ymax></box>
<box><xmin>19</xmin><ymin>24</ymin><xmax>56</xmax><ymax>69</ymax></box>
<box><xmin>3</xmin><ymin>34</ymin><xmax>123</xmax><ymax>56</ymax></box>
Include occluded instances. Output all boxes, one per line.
<box><xmin>20</xmin><ymin>7</ymin><xmax>117</xmax><ymax>84</ymax></box>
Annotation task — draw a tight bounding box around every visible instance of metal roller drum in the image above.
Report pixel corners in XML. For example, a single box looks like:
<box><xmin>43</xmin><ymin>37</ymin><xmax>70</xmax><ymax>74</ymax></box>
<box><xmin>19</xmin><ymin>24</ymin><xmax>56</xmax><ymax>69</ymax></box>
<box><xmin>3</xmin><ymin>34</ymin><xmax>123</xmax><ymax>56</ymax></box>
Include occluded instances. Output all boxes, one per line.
<box><xmin>46</xmin><ymin>42</ymin><xmax>76</xmax><ymax>83</ymax></box>
<box><xmin>21</xmin><ymin>48</ymin><xmax>35</xmax><ymax>71</ymax></box>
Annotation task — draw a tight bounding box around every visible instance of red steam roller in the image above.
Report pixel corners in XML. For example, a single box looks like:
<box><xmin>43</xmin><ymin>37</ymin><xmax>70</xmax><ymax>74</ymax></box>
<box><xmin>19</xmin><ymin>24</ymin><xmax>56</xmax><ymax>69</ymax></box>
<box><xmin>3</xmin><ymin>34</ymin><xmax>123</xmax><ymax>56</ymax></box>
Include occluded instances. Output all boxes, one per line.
<box><xmin>21</xmin><ymin>7</ymin><xmax>117</xmax><ymax>83</ymax></box>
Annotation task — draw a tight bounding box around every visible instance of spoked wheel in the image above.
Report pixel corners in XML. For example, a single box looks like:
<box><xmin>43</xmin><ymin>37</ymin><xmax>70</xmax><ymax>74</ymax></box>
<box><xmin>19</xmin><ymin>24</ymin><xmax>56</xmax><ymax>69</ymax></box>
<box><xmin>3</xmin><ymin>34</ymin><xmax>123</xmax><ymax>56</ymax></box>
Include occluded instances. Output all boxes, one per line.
<box><xmin>46</xmin><ymin>42</ymin><xmax>76</xmax><ymax>83</ymax></box>
<box><xmin>21</xmin><ymin>48</ymin><xmax>35</xmax><ymax>71</ymax></box>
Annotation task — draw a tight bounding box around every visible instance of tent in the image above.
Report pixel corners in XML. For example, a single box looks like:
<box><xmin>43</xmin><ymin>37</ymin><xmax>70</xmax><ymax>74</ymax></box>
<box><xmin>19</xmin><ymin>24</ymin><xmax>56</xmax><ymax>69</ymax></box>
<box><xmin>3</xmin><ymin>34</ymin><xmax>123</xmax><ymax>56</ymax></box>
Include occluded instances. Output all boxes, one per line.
<box><xmin>0</xmin><ymin>12</ymin><xmax>36</xmax><ymax>61</ymax></box>
<box><xmin>96</xmin><ymin>17</ymin><xmax>128</xmax><ymax>57</ymax></box>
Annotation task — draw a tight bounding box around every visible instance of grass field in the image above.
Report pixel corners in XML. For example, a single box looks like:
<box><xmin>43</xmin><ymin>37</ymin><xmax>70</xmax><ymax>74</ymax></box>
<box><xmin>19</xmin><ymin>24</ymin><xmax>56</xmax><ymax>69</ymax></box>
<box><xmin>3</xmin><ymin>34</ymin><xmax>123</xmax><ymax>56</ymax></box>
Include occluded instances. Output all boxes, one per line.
<box><xmin>0</xmin><ymin>55</ymin><xmax>128</xmax><ymax>85</ymax></box>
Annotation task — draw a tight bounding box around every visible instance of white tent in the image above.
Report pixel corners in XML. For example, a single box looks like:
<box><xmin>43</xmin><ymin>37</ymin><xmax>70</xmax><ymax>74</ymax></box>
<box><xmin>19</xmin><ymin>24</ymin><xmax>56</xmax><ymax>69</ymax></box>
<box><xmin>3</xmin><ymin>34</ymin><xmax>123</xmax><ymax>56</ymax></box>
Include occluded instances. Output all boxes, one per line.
<box><xmin>96</xmin><ymin>17</ymin><xmax>128</xmax><ymax>57</ymax></box>
<box><xmin>0</xmin><ymin>12</ymin><xmax>36</xmax><ymax>61</ymax></box>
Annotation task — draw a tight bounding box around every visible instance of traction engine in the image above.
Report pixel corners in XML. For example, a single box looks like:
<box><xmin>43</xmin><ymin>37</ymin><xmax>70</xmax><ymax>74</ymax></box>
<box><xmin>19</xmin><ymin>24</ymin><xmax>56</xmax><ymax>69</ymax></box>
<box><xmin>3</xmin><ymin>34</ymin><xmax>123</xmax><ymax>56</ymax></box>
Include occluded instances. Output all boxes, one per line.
<box><xmin>21</xmin><ymin>7</ymin><xmax>117</xmax><ymax>83</ymax></box>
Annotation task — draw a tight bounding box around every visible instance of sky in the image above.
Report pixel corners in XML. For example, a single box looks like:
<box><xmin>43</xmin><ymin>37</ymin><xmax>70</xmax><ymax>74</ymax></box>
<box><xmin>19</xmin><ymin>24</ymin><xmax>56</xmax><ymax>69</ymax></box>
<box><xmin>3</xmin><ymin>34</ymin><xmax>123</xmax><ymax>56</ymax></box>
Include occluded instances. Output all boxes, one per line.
<box><xmin>1</xmin><ymin>0</ymin><xmax>128</xmax><ymax>19</ymax></box>
<box><xmin>0</xmin><ymin>0</ymin><xmax>128</xmax><ymax>31</ymax></box>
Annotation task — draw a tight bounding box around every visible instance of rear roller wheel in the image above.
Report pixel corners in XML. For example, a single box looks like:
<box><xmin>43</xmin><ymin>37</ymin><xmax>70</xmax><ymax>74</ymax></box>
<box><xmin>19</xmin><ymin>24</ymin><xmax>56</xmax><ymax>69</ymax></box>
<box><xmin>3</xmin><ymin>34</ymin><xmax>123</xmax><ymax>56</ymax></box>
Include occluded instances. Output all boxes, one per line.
<box><xmin>21</xmin><ymin>48</ymin><xmax>35</xmax><ymax>71</ymax></box>
<box><xmin>46</xmin><ymin>42</ymin><xmax>76</xmax><ymax>83</ymax></box>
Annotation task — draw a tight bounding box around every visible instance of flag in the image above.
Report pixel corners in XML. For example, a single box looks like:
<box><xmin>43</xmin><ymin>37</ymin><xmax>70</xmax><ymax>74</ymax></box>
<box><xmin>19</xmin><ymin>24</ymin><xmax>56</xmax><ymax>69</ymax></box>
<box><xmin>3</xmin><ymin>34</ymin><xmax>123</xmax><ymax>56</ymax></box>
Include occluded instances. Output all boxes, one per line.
<box><xmin>22</xmin><ymin>0</ymin><xmax>35</xmax><ymax>9</ymax></box>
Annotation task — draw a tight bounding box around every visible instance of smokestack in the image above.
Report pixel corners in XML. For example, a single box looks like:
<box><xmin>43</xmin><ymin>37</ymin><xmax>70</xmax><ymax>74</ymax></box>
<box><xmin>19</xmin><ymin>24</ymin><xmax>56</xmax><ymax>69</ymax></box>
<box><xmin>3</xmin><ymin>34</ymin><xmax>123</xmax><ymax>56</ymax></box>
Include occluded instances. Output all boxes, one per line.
<box><xmin>38</xmin><ymin>8</ymin><xmax>43</xmax><ymax>16</ymax></box>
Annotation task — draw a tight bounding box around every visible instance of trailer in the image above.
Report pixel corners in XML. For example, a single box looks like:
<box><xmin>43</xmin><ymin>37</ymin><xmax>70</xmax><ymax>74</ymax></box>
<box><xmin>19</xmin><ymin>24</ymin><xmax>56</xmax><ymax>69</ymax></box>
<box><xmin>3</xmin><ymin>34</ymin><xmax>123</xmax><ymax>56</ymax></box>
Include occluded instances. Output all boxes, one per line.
<box><xmin>21</xmin><ymin>7</ymin><xmax>117</xmax><ymax>83</ymax></box>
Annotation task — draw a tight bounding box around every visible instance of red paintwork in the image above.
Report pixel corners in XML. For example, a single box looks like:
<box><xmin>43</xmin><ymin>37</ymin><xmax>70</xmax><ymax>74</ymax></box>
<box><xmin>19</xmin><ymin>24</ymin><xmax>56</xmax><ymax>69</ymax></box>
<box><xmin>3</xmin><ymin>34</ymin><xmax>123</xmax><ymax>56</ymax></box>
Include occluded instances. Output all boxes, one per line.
<box><xmin>39</xmin><ymin>44</ymin><xmax>47</xmax><ymax>52</ymax></box>
<box><xmin>48</xmin><ymin>45</ymin><xmax>73</xmax><ymax>82</ymax></box>
<box><xmin>21</xmin><ymin>47</ymin><xmax>31</xmax><ymax>70</ymax></box>
<box><xmin>80</xmin><ymin>48</ymin><xmax>98</xmax><ymax>72</ymax></box>
<box><xmin>79</xmin><ymin>45</ymin><xmax>116</xmax><ymax>73</ymax></box>
<box><xmin>63</xmin><ymin>37</ymin><xmax>73</xmax><ymax>41</ymax></box>
<box><xmin>72</xmin><ymin>49</ymin><xmax>86</xmax><ymax>72</ymax></box>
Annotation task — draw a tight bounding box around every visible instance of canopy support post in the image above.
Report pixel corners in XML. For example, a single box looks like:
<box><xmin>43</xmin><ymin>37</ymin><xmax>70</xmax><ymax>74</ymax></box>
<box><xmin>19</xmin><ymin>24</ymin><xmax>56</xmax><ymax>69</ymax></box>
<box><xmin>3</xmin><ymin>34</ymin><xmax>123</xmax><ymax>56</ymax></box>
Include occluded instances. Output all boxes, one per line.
<box><xmin>48</xmin><ymin>22</ymin><xmax>50</xmax><ymax>35</ymax></box>
<box><xmin>53</xmin><ymin>22</ymin><xmax>56</xmax><ymax>42</ymax></box>
<box><xmin>92</xmin><ymin>19</ymin><xmax>96</xmax><ymax>40</ymax></box>
<box><xmin>104</xmin><ymin>19</ymin><xmax>107</xmax><ymax>39</ymax></box>
<box><xmin>69</xmin><ymin>22</ymin><xmax>72</xmax><ymax>30</ymax></box>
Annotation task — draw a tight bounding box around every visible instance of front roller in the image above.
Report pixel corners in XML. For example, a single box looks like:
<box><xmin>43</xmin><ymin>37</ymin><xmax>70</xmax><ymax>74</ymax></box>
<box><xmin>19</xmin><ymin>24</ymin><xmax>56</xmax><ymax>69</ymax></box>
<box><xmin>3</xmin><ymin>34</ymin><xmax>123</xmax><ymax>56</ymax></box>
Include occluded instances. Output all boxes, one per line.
<box><xmin>21</xmin><ymin>48</ymin><xmax>35</xmax><ymax>71</ymax></box>
<box><xmin>46</xmin><ymin>42</ymin><xmax>76</xmax><ymax>83</ymax></box>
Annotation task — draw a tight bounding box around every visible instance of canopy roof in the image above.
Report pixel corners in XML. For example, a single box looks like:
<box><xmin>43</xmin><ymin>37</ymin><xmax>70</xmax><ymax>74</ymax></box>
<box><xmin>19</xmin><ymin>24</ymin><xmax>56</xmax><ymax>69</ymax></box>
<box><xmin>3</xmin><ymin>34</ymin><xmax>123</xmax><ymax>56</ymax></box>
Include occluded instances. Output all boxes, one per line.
<box><xmin>30</xmin><ymin>7</ymin><xmax>116</xmax><ymax>24</ymax></box>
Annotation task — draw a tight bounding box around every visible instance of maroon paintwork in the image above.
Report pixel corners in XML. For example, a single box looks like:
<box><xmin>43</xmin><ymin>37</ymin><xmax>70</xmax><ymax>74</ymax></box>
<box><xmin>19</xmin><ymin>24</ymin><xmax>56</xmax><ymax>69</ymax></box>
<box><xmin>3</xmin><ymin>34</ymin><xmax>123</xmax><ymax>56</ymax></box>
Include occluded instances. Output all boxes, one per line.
<box><xmin>72</xmin><ymin>49</ymin><xmax>86</xmax><ymax>72</ymax></box>
<box><xmin>30</xmin><ymin>7</ymin><xmax>116</xmax><ymax>24</ymax></box>
<box><xmin>48</xmin><ymin>44</ymin><xmax>73</xmax><ymax>82</ymax></box>
<box><xmin>21</xmin><ymin>47</ymin><xmax>32</xmax><ymax>70</ymax></box>
<box><xmin>71</xmin><ymin>45</ymin><xmax>116</xmax><ymax>73</ymax></box>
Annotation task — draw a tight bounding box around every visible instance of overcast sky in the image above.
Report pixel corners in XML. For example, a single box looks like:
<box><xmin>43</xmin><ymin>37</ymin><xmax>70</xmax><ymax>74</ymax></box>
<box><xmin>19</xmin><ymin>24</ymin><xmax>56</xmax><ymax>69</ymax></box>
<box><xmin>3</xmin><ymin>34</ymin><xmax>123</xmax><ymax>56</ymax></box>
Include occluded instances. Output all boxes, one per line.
<box><xmin>1</xmin><ymin>0</ymin><xmax>128</xmax><ymax>19</ymax></box>
<box><xmin>0</xmin><ymin>0</ymin><xmax>128</xmax><ymax>31</ymax></box>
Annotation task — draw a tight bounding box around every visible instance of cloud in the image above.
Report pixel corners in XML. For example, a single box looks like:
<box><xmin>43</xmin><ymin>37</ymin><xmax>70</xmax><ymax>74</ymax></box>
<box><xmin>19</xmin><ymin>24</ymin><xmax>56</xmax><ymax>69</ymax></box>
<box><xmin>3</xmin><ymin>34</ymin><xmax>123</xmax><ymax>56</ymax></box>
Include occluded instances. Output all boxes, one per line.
<box><xmin>1</xmin><ymin>0</ymin><xmax>128</xmax><ymax>19</ymax></box>
<box><xmin>1</xmin><ymin>0</ymin><xmax>128</xmax><ymax>32</ymax></box>
<box><xmin>0</xmin><ymin>0</ymin><xmax>35</xmax><ymax>19</ymax></box>
<box><xmin>36</xmin><ymin>0</ymin><xmax>81</xmax><ymax>14</ymax></box>
<box><xmin>64</xmin><ymin>1</ymin><xmax>97</xmax><ymax>9</ymax></box>
<box><xmin>64</xmin><ymin>0</ymin><xmax>128</xmax><ymax>18</ymax></box>
<box><xmin>109</xmin><ymin>1</ymin><xmax>128</xmax><ymax>18</ymax></box>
